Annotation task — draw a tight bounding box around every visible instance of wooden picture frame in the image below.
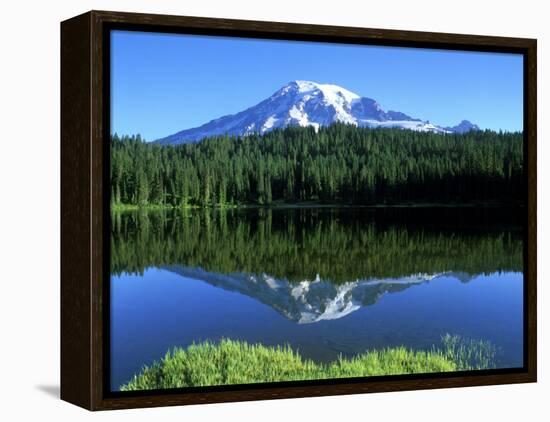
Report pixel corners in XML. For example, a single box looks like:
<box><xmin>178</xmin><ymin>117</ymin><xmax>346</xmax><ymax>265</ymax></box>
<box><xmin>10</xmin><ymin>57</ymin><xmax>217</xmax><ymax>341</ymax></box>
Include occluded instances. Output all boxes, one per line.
<box><xmin>61</xmin><ymin>10</ymin><xmax>537</xmax><ymax>410</ymax></box>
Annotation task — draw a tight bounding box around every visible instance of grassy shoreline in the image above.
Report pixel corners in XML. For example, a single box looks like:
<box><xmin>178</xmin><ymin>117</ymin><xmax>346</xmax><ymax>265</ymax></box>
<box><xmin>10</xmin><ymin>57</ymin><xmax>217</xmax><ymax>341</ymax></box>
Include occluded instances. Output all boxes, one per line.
<box><xmin>120</xmin><ymin>336</ymin><xmax>495</xmax><ymax>391</ymax></box>
<box><xmin>111</xmin><ymin>200</ymin><xmax>522</xmax><ymax>212</ymax></box>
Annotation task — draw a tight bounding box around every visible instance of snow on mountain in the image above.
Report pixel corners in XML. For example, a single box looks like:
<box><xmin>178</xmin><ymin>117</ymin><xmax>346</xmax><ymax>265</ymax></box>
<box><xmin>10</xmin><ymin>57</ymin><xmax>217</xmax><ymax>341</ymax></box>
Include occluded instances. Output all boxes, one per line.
<box><xmin>154</xmin><ymin>80</ymin><xmax>479</xmax><ymax>145</ymax></box>
<box><xmin>162</xmin><ymin>265</ymin><xmax>453</xmax><ymax>324</ymax></box>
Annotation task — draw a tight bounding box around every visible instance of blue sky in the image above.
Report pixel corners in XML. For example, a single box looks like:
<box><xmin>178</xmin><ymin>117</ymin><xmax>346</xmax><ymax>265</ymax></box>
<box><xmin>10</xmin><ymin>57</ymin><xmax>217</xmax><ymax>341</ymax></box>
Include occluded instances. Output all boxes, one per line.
<box><xmin>111</xmin><ymin>30</ymin><xmax>524</xmax><ymax>141</ymax></box>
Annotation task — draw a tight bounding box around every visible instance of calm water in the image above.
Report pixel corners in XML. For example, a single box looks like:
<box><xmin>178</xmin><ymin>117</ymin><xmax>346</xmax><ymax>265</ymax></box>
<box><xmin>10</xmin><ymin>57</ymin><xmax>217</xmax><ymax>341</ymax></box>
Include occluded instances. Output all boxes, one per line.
<box><xmin>110</xmin><ymin>207</ymin><xmax>524</xmax><ymax>391</ymax></box>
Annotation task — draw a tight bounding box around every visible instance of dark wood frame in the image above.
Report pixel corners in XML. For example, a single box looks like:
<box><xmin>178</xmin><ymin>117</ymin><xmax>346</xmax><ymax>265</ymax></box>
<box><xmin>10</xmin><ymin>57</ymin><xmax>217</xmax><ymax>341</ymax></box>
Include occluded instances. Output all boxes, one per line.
<box><xmin>61</xmin><ymin>10</ymin><xmax>537</xmax><ymax>411</ymax></box>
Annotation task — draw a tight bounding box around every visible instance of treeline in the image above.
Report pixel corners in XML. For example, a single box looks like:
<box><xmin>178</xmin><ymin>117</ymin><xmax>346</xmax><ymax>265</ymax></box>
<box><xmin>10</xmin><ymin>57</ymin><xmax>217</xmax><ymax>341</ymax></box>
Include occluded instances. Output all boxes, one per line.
<box><xmin>110</xmin><ymin>124</ymin><xmax>524</xmax><ymax>207</ymax></box>
<box><xmin>111</xmin><ymin>208</ymin><xmax>523</xmax><ymax>281</ymax></box>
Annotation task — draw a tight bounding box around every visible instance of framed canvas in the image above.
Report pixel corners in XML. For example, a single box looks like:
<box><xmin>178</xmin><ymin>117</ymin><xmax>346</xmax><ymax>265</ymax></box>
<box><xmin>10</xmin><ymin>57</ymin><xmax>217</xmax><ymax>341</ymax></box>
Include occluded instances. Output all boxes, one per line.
<box><xmin>60</xmin><ymin>10</ymin><xmax>537</xmax><ymax>410</ymax></box>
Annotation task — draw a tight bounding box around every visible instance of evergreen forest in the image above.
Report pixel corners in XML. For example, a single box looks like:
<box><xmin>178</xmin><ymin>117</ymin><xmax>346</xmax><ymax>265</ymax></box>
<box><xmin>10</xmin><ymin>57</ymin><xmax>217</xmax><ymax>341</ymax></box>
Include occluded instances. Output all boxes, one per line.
<box><xmin>110</xmin><ymin>124</ymin><xmax>523</xmax><ymax>207</ymax></box>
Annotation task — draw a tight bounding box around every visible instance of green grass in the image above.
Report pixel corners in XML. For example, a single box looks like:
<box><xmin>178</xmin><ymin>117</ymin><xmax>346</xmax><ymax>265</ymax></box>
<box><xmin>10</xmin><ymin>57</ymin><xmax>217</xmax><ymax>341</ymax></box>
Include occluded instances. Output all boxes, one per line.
<box><xmin>111</xmin><ymin>203</ymin><xmax>196</xmax><ymax>212</ymax></box>
<box><xmin>110</xmin><ymin>203</ymin><xmax>241</xmax><ymax>212</ymax></box>
<box><xmin>120</xmin><ymin>336</ymin><xmax>495</xmax><ymax>391</ymax></box>
<box><xmin>441</xmin><ymin>333</ymin><xmax>497</xmax><ymax>370</ymax></box>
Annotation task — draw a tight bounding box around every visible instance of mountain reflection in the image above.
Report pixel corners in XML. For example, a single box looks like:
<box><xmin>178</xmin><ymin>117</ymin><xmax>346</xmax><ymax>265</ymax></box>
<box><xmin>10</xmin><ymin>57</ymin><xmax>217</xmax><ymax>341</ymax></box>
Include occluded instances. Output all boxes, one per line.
<box><xmin>161</xmin><ymin>266</ymin><xmax>473</xmax><ymax>323</ymax></box>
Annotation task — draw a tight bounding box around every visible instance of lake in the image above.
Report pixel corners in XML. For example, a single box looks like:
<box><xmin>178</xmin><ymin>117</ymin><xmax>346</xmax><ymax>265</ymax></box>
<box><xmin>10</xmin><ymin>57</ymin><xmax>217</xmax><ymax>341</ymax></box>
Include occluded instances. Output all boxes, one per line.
<box><xmin>110</xmin><ymin>207</ymin><xmax>524</xmax><ymax>391</ymax></box>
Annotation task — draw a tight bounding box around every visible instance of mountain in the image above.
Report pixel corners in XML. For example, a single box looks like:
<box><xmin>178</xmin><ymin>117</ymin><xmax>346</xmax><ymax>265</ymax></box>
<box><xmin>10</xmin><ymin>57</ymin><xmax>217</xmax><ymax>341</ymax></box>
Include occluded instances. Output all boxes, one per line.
<box><xmin>162</xmin><ymin>266</ymin><xmax>460</xmax><ymax>324</ymax></box>
<box><xmin>444</xmin><ymin>120</ymin><xmax>480</xmax><ymax>133</ymax></box>
<box><xmin>155</xmin><ymin>80</ymin><xmax>480</xmax><ymax>145</ymax></box>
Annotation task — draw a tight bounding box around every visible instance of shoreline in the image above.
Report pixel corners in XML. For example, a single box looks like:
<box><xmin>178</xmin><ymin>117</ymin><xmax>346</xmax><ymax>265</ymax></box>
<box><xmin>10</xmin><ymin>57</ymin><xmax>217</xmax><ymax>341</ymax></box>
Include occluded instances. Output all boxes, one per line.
<box><xmin>119</xmin><ymin>336</ymin><xmax>496</xmax><ymax>391</ymax></box>
<box><xmin>111</xmin><ymin>200</ymin><xmax>524</xmax><ymax>212</ymax></box>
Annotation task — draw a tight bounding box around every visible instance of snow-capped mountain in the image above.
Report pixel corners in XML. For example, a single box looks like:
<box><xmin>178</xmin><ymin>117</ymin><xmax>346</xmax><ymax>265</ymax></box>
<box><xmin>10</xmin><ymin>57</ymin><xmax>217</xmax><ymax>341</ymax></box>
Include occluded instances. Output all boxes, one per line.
<box><xmin>155</xmin><ymin>80</ymin><xmax>479</xmax><ymax>145</ymax></box>
<box><xmin>162</xmin><ymin>265</ymin><xmax>457</xmax><ymax>323</ymax></box>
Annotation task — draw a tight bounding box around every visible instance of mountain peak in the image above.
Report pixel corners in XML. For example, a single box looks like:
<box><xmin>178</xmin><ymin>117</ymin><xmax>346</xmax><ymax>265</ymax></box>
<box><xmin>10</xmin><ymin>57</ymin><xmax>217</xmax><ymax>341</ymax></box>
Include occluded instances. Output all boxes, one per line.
<box><xmin>154</xmin><ymin>81</ymin><xmax>479</xmax><ymax>144</ymax></box>
<box><xmin>291</xmin><ymin>80</ymin><xmax>319</xmax><ymax>92</ymax></box>
<box><xmin>288</xmin><ymin>80</ymin><xmax>361</xmax><ymax>102</ymax></box>
<box><xmin>444</xmin><ymin>119</ymin><xmax>481</xmax><ymax>134</ymax></box>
